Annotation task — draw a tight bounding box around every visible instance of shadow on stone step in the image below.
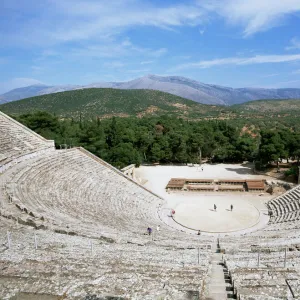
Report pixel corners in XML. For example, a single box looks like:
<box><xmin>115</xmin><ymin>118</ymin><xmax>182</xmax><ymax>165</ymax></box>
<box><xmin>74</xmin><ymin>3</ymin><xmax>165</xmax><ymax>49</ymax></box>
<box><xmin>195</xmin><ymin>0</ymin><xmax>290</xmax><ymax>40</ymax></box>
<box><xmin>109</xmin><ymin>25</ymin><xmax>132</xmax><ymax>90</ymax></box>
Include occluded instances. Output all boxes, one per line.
<box><xmin>184</xmin><ymin>290</ymin><xmax>199</xmax><ymax>300</ymax></box>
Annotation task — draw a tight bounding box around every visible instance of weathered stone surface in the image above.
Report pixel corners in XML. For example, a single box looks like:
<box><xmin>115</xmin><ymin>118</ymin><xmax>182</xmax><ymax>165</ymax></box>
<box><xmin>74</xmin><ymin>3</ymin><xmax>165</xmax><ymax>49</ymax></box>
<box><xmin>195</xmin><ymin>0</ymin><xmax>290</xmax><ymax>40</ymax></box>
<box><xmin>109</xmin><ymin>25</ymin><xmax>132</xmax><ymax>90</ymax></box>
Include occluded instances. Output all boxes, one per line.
<box><xmin>1</xmin><ymin>110</ymin><xmax>300</xmax><ymax>299</ymax></box>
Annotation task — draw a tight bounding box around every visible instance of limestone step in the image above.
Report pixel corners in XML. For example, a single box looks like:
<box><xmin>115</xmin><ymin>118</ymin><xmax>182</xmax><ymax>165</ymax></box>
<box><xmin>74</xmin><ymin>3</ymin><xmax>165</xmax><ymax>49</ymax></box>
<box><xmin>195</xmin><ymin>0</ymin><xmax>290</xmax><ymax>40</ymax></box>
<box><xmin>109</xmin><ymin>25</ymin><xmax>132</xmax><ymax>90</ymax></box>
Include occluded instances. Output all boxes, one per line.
<box><xmin>206</xmin><ymin>246</ymin><xmax>235</xmax><ymax>300</ymax></box>
<box><xmin>206</xmin><ymin>292</ymin><xmax>228</xmax><ymax>300</ymax></box>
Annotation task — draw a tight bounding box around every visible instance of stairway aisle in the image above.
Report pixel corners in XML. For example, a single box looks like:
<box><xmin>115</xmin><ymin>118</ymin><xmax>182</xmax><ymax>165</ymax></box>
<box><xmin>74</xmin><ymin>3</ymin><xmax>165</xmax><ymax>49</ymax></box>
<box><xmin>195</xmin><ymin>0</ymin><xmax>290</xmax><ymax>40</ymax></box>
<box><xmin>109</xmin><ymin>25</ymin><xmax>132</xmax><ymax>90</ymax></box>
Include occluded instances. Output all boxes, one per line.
<box><xmin>205</xmin><ymin>244</ymin><xmax>235</xmax><ymax>300</ymax></box>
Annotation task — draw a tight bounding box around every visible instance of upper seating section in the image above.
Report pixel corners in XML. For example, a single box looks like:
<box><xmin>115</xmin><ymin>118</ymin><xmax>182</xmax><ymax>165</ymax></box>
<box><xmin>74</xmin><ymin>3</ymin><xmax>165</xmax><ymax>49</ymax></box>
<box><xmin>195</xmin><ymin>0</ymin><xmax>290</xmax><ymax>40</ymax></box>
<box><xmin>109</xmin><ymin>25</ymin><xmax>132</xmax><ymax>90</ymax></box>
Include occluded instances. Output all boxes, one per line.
<box><xmin>5</xmin><ymin>148</ymin><xmax>166</xmax><ymax>237</ymax></box>
<box><xmin>0</xmin><ymin>111</ymin><xmax>55</xmax><ymax>171</ymax></box>
<box><xmin>267</xmin><ymin>185</ymin><xmax>300</xmax><ymax>224</ymax></box>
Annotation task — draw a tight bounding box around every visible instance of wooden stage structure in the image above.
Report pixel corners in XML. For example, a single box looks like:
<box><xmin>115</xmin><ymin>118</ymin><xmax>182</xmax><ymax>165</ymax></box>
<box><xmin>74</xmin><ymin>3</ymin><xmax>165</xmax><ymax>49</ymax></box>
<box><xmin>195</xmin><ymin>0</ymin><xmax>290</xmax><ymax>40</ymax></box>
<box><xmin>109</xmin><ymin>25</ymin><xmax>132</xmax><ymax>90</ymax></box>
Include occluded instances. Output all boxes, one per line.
<box><xmin>166</xmin><ymin>178</ymin><xmax>266</xmax><ymax>192</ymax></box>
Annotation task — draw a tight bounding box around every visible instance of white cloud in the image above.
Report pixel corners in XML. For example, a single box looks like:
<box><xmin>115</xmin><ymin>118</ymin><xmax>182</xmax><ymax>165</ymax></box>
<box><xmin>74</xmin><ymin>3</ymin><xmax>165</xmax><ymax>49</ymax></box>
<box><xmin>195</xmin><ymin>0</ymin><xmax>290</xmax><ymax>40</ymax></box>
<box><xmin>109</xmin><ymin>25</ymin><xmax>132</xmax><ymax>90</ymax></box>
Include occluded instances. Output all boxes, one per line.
<box><xmin>261</xmin><ymin>73</ymin><xmax>280</xmax><ymax>78</ymax></box>
<box><xmin>122</xmin><ymin>38</ymin><xmax>132</xmax><ymax>47</ymax></box>
<box><xmin>205</xmin><ymin>0</ymin><xmax>300</xmax><ymax>36</ymax></box>
<box><xmin>0</xmin><ymin>78</ymin><xmax>44</xmax><ymax>94</ymax></box>
<box><xmin>172</xmin><ymin>53</ymin><xmax>300</xmax><ymax>70</ymax></box>
<box><xmin>69</xmin><ymin>39</ymin><xmax>167</xmax><ymax>60</ymax></box>
<box><xmin>2</xmin><ymin>0</ymin><xmax>300</xmax><ymax>49</ymax></box>
<box><xmin>286</xmin><ymin>37</ymin><xmax>300</xmax><ymax>50</ymax></box>
<box><xmin>1</xmin><ymin>0</ymin><xmax>207</xmax><ymax>46</ymax></box>
<box><xmin>199</xmin><ymin>29</ymin><xmax>205</xmax><ymax>35</ymax></box>
<box><xmin>151</xmin><ymin>48</ymin><xmax>168</xmax><ymax>57</ymax></box>
<box><xmin>176</xmin><ymin>55</ymin><xmax>191</xmax><ymax>60</ymax></box>
<box><xmin>31</xmin><ymin>66</ymin><xmax>44</xmax><ymax>72</ymax></box>
<box><xmin>41</xmin><ymin>49</ymin><xmax>59</xmax><ymax>57</ymax></box>
<box><xmin>140</xmin><ymin>60</ymin><xmax>154</xmax><ymax>65</ymax></box>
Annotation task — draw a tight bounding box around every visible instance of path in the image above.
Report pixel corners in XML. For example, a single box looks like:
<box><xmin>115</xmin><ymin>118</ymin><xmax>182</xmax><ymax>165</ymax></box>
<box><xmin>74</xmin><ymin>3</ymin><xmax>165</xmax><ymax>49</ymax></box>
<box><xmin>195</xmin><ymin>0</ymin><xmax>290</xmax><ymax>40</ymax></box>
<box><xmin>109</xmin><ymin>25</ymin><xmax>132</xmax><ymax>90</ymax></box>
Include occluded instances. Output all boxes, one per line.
<box><xmin>205</xmin><ymin>242</ymin><xmax>235</xmax><ymax>300</ymax></box>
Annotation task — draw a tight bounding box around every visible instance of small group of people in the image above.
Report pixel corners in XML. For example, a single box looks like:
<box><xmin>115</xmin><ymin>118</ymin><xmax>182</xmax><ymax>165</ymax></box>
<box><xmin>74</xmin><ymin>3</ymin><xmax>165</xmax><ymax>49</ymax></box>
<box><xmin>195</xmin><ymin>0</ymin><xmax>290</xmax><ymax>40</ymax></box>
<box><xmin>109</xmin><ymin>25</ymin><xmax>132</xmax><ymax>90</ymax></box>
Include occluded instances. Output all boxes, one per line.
<box><xmin>213</xmin><ymin>204</ymin><xmax>234</xmax><ymax>211</ymax></box>
<box><xmin>147</xmin><ymin>225</ymin><xmax>160</xmax><ymax>235</ymax></box>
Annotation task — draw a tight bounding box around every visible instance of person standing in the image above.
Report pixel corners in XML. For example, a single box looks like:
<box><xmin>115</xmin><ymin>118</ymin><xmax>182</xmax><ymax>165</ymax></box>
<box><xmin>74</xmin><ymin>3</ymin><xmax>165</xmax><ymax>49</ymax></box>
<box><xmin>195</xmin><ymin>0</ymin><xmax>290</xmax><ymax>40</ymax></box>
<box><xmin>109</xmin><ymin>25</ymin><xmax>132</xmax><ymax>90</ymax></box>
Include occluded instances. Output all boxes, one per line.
<box><xmin>214</xmin><ymin>204</ymin><xmax>217</xmax><ymax>212</ymax></box>
<box><xmin>230</xmin><ymin>204</ymin><xmax>233</xmax><ymax>211</ymax></box>
<box><xmin>147</xmin><ymin>227</ymin><xmax>152</xmax><ymax>235</ymax></box>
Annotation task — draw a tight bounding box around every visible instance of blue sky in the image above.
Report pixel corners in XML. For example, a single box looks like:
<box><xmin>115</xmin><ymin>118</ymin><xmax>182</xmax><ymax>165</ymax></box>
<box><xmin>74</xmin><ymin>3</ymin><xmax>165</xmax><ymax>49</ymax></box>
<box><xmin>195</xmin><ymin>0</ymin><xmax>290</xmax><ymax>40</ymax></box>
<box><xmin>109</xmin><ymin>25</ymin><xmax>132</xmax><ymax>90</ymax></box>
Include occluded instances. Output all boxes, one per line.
<box><xmin>1</xmin><ymin>0</ymin><xmax>300</xmax><ymax>93</ymax></box>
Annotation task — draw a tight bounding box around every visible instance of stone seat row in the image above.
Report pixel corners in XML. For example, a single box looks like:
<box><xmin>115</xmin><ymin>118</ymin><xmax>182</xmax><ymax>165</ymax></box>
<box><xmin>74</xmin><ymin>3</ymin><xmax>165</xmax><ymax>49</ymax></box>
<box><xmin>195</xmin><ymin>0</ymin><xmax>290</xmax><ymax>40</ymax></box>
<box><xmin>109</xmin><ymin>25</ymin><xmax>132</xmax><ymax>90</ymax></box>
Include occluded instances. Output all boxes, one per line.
<box><xmin>0</xmin><ymin>217</ymin><xmax>211</xmax><ymax>300</ymax></box>
<box><xmin>267</xmin><ymin>185</ymin><xmax>300</xmax><ymax>225</ymax></box>
<box><xmin>0</xmin><ymin>112</ymin><xmax>55</xmax><ymax>171</ymax></box>
<box><xmin>3</xmin><ymin>148</ymin><xmax>204</xmax><ymax>244</ymax></box>
<box><xmin>223</xmin><ymin>245</ymin><xmax>300</xmax><ymax>299</ymax></box>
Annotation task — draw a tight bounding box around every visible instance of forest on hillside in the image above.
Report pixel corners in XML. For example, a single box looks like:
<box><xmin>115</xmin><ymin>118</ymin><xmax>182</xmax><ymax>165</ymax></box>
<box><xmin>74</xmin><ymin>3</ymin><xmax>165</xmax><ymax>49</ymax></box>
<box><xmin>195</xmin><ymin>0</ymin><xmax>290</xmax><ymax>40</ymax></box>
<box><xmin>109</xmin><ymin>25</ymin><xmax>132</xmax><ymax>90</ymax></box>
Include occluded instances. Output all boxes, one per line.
<box><xmin>0</xmin><ymin>88</ymin><xmax>227</xmax><ymax>119</ymax></box>
<box><xmin>13</xmin><ymin>112</ymin><xmax>300</xmax><ymax>179</ymax></box>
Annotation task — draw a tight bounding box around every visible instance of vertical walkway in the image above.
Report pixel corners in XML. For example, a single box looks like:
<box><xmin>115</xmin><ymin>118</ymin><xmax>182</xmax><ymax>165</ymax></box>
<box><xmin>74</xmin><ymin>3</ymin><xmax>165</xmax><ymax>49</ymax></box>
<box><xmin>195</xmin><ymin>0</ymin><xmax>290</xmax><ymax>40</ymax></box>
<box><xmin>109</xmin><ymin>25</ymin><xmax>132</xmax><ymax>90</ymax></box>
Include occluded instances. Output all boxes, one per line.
<box><xmin>205</xmin><ymin>241</ymin><xmax>235</xmax><ymax>300</ymax></box>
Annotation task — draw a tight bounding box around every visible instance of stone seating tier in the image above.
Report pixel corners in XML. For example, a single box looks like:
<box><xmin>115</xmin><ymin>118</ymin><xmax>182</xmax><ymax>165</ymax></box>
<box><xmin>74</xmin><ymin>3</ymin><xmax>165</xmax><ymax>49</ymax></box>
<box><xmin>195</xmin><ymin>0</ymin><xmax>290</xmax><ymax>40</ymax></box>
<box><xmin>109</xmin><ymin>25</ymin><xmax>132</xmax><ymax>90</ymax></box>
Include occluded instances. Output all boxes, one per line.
<box><xmin>267</xmin><ymin>185</ymin><xmax>300</xmax><ymax>224</ymax></box>
<box><xmin>0</xmin><ymin>219</ymin><xmax>210</xmax><ymax>300</ymax></box>
<box><xmin>2</xmin><ymin>111</ymin><xmax>300</xmax><ymax>299</ymax></box>
<box><xmin>0</xmin><ymin>111</ymin><xmax>55</xmax><ymax>172</ymax></box>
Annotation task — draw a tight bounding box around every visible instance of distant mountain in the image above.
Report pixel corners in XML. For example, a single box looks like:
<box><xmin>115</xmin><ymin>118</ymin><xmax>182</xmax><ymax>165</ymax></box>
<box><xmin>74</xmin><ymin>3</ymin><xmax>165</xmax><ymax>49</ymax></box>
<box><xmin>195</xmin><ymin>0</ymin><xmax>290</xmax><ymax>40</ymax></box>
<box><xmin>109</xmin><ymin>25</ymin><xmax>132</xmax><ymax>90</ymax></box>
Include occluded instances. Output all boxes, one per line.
<box><xmin>0</xmin><ymin>84</ymin><xmax>81</xmax><ymax>104</ymax></box>
<box><xmin>1</xmin><ymin>74</ymin><xmax>300</xmax><ymax>105</ymax></box>
<box><xmin>38</xmin><ymin>84</ymin><xmax>81</xmax><ymax>96</ymax></box>
<box><xmin>0</xmin><ymin>84</ymin><xmax>50</xmax><ymax>103</ymax></box>
<box><xmin>0</xmin><ymin>88</ymin><xmax>229</xmax><ymax>120</ymax></box>
<box><xmin>112</xmin><ymin>75</ymin><xmax>226</xmax><ymax>105</ymax></box>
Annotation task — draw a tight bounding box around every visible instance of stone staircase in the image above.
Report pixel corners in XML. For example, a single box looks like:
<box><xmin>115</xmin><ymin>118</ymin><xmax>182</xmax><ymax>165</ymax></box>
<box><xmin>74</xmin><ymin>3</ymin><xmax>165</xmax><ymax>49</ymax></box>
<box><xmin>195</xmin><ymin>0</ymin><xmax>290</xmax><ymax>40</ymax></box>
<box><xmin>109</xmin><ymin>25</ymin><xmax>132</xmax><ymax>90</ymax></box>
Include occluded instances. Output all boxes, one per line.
<box><xmin>205</xmin><ymin>241</ymin><xmax>235</xmax><ymax>300</ymax></box>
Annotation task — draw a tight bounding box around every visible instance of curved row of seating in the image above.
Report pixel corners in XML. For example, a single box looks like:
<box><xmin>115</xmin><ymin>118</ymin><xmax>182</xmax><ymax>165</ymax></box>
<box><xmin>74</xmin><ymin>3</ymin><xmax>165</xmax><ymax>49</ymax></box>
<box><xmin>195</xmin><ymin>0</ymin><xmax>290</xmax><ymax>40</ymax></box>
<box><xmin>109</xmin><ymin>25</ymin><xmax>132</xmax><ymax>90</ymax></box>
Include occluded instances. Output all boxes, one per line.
<box><xmin>0</xmin><ymin>218</ymin><xmax>210</xmax><ymax>300</ymax></box>
<box><xmin>2</xmin><ymin>110</ymin><xmax>300</xmax><ymax>299</ymax></box>
<box><xmin>0</xmin><ymin>111</ymin><xmax>55</xmax><ymax>172</ymax></box>
<box><xmin>267</xmin><ymin>185</ymin><xmax>300</xmax><ymax>223</ymax></box>
<box><xmin>220</xmin><ymin>231</ymin><xmax>300</xmax><ymax>299</ymax></box>
<box><xmin>0</xmin><ymin>141</ymin><xmax>213</xmax><ymax>299</ymax></box>
<box><xmin>213</xmin><ymin>184</ymin><xmax>300</xmax><ymax>299</ymax></box>
<box><xmin>4</xmin><ymin>148</ymin><xmax>164</xmax><ymax>236</ymax></box>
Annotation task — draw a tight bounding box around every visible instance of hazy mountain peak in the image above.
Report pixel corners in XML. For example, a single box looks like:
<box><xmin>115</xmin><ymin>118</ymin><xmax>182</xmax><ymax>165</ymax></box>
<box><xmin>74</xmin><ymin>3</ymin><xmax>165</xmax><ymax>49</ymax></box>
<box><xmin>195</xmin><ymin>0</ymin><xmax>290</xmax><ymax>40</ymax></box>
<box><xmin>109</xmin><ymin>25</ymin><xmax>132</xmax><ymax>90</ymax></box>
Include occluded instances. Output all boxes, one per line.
<box><xmin>1</xmin><ymin>75</ymin><xmax>300</xmax><ymax>106</ymax></box>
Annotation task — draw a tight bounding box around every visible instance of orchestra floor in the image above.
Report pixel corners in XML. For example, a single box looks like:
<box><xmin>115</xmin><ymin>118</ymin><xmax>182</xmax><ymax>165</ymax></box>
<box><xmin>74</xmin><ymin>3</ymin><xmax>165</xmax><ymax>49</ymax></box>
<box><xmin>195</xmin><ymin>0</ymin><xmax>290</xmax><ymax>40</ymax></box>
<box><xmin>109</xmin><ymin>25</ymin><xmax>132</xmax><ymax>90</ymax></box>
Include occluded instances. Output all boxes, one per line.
<box><xmin>135</xmin><ymin>163</ymin><xmax>277</xmax><ymax>233</ymax></box>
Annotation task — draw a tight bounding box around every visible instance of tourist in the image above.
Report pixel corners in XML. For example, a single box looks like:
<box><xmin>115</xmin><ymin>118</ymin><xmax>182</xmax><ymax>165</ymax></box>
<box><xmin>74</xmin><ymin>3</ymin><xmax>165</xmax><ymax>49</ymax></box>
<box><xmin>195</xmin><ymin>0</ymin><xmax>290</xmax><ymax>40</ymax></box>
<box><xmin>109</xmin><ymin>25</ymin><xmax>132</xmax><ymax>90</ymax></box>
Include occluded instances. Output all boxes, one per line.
<box><xmin>197</xmin><ymin>230</ymin><xmax>201</xmax><ymax>235</ymax></box>
<box><xmin>147</xmin><ymin>227</ymin><xmax>152</xmax><ymax>235</ymax></box>
<box><xmin>214</xmin><ymin>204</ymin><xmax>217</xmax><ymax>211</ymax></box>
<box><xmin>201</xmin><ymin>166</ymin><xmax>203</xmax><ymax>172</ymax></box>
<box><xmin>231</xmin><ymin>204</ymin><xmax>233</xmax><ymax>211</ymax></box>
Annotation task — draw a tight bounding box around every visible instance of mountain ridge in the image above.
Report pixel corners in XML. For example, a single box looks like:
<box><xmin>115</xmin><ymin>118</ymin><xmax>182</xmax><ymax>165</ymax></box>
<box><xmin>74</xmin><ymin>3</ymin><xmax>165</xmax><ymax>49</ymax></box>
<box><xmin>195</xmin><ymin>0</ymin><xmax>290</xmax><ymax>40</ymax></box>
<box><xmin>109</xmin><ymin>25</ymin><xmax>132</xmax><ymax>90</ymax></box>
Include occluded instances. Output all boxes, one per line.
<box><xmin>1</xmin><ymin>88</ymin><xmax>300</xmax><ymax>121</ymax></box>
<box><xmin>1</xmin><ymin>74</ymin><xmax>300</xmax><ymax>105</ymax></box>
<box><xmin>0</xmin><ymin>88</ymin><xmax>229</xmax><ymax>120</ymax></box>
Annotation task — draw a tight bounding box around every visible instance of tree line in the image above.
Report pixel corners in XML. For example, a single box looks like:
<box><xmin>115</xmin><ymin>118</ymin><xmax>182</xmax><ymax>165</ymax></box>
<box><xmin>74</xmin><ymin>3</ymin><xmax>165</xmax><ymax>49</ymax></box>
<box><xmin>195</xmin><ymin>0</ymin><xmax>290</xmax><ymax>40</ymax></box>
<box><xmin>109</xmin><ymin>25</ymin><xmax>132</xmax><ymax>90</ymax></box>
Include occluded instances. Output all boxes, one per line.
<box><xmin>14</xmin><ymin>112</ymin><xmax>300</xmax><ymax>171</ymax></box>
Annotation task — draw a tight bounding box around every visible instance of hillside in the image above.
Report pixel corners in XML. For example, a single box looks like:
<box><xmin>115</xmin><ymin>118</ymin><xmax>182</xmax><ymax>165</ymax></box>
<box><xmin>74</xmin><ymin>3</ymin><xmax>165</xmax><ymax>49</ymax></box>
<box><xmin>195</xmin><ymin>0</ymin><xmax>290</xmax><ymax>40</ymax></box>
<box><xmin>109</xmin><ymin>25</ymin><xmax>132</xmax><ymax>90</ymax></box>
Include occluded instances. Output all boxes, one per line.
<box><xmin>0</xmin><ymin>88</ymin><xmax>229</xmax><ymax>120</ymax></box>
<box><xmin>2</xmin><ymin>75</ymin><xmax>300</xmax><ymax>105</ymax></box>
<box><xmin>232</xmin><ymin>99</ymin><xmax>300</xmax><ymax>115</ymax></box>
